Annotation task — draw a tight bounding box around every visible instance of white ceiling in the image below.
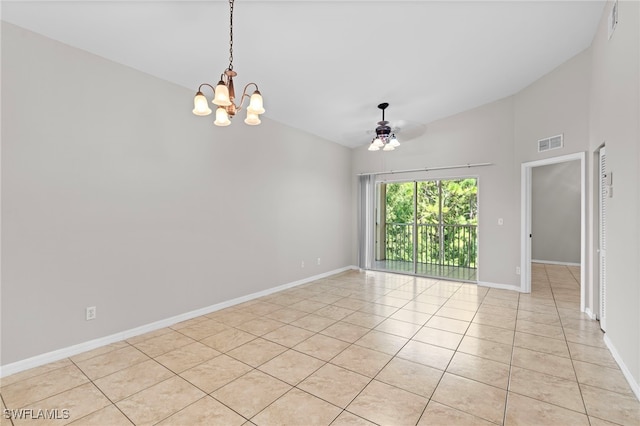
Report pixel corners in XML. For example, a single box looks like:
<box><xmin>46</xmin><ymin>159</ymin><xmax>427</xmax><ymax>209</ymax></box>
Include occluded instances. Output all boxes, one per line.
<box><xmin>2</xmin><ymin>1</ymin><xmax>605</xmax><ymax>148</ymax></box>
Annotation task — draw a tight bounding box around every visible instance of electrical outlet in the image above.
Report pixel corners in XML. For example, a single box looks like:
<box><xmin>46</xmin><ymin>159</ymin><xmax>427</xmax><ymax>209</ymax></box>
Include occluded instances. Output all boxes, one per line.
<box><xmin>86</xmin><ymin>306</ymin><xmax>96</xmax><ymax>321</ymax></box>
<box><xmin>301</xmin><ymin>260</ymin><xmax>305</xmax><ymax>268</ymax></box>
<box><xmin>516</xmin><ymin>266</ymin><xmax>521</xmax><ymax>275</ymax></box>
<box><xmin>317</xmin><ymin>258</ymin><xmax>321</xmax><ymax>265</ymax></box>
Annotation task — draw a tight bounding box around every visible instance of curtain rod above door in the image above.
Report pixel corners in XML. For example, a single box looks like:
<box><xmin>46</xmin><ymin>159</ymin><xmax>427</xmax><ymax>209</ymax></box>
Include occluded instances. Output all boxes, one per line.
<box><xmin>357</xmin><ymin>162</ymin><xmax>493</xmax><ymax>176</ymax></box>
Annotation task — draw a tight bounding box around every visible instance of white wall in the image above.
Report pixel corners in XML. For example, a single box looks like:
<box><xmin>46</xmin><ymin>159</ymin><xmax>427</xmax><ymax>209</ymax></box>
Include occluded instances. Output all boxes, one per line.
<box><xmin>513</xmin><ymin>50</ymin><xmax>591</xmax><ymax>164</ymax></box>
<box><xmin>588</xmin><ymin>0</ymin><xmax>640</xmax><ymax>387</ymax></box>
<box><xmin>532</xmin><ymin>161</ymin><xmax>581</xmax><ymax>264</ymax></box>
<box><xmin>1</xmin><ymin>23</ymin><xmax>353</xmax><ymax>365</ymax></box>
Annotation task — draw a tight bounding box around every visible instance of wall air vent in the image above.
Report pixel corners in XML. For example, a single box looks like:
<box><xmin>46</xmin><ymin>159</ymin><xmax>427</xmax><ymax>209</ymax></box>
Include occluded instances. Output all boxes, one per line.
<box><xmin>538</xmin><ymin>134</ymin><xmax>563</xmax><ymax>153</ymax></box>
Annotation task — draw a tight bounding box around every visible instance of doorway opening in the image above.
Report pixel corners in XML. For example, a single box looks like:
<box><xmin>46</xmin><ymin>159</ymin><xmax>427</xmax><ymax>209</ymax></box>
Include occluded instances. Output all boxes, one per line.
<box><xmin>373</xmin><ymin>178</ymin><xmax>478</xmax><ymax>281</ymax></box>
<box><xmin>521</xmin><ymin>152</ymin><xmax>586</xmax><ymax>312</ymax></box>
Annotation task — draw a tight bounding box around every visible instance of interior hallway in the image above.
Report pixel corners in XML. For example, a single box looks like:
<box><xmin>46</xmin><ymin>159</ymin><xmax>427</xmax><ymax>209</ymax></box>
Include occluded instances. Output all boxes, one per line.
<box><xmin>1</xmin><ymin>264</ymin><xmax>638</xmax><ymax>425</ymax></box>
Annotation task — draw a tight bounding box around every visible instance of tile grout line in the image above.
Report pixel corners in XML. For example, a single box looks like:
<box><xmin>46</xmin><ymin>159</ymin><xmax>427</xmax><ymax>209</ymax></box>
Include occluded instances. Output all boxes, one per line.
<box><xmin>328</xmin><ymin>277</ymin><xmax>436</xmax><ymax>425</ymax></box>
<box><xmin>414</xmin><ymin>280</ymin><xmax>493</xmax><ymax>425</ymax></box>
<box><xmin>0</xmin><ymin>393</ymin><xmax>15</xmax><ymax>426</ymax></box>
<box><xmin>68</xmin><ymin>356</ymin><xmax>137</xmax><ymax>425</ymax></box>
<box><xmin>508</xmin><ymin>265</ymin><xmax>601</xmax><ymax>420</ymax></box>
<box><xmin>547</xmin><ymin>264</ymin><xmax>592</xmax><ymax>423</ymax></box>
<box><xmin>500</xmin><ymin>287</ymin><xmax>520</xmax><ymax>426</ymax></box>
<box><xmin>243</xmin><ymin>275</ymin><xmax>420</xmax><ymax>425</ymax></box>
<box><xmin>180</xmin><ymin>282</ymin><xmax>403</xmax><ymax>425</ymax></box>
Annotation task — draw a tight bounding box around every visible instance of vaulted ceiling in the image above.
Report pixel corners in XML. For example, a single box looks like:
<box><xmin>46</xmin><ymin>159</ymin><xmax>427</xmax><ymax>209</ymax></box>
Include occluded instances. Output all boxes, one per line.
<box><xmin>2</xmin><ymin>1</ymin><xmax>605</xmax><ymax>148</ymax></box>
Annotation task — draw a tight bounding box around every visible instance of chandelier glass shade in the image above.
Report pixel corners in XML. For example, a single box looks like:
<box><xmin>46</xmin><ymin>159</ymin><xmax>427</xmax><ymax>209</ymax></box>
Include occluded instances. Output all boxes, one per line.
<box><xmin>192</xmin><ymin>0</ymin><xmax>264</xmax><ymax>126</ymax></box>
<box><xmin>368</xmin><ymin>103</ymin><xmax>400</xmax><ymax>151</ymax></box>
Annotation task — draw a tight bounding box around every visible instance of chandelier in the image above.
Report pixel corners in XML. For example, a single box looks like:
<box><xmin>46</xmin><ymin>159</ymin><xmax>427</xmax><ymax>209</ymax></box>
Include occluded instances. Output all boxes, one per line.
<box><xmin>192</xmin><ymin>0</ymin><xmax>265</xmax><ymax>126</ymax></box>
<box><xmin>368</xmin><ymin>103</ymin><xmax>400</xmax><ymax>151</ymax></box>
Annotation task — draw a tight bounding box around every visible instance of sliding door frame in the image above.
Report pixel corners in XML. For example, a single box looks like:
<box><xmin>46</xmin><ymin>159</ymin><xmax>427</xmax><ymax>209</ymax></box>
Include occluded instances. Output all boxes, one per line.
<box><xmin>373</xmin><ymin>176</ymin><xmax>479</xmax><ymax>282</ymax></box>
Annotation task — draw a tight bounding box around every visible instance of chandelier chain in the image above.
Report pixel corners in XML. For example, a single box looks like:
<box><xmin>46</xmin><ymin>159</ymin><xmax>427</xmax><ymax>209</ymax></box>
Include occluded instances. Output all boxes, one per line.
<box><xmin>228</xmin><ymin>0</ymin><xmax>234</xmax><ymax>70</ymax></box>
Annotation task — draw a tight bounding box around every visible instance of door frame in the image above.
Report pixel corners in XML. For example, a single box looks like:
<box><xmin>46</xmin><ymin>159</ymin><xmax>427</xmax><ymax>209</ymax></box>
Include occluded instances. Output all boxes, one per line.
<box><xmin>597</xmin><ymin>145</ymin><xmax>607</xmax><ymax>330</ymax></box>
<box><xmin>520</xmin><ymin>152</ymin><xmax>586</xmax><ymax>312</ymax></box>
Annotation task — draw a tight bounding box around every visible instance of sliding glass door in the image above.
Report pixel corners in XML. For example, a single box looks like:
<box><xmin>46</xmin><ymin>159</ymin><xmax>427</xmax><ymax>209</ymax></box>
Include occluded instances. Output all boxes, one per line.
<box><xmin>374</xmin><ymin>178</ymin><xmax>478</xmax><ymax>281</ymax></box>
<box><xmin>375</xmin><ymin>182</ymin><xmax>415</xmax><ymax>274</ymax></box>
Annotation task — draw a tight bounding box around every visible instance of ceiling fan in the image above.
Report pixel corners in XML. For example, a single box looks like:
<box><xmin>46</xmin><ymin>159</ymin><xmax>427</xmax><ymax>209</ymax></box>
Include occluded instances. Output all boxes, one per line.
<box><xmin>365</xmin><ymin>102</ymin><xmax>427</xmax><ymax>151</ymax></box>
<box><xmin>368</xmin><ymin>103</ymin><xmax>399</xmax><ymax>151</ymax></box>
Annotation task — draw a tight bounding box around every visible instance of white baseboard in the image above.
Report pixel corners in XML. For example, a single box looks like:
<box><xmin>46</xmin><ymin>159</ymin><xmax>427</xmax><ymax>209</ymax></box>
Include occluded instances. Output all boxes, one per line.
<box><xmin>584</xmin><ymin>307</ymin><xmax>597</xmax><ymax>320</ymax></box>
<box><xmin>477</xmin><ymin>281</ymin><xmax>523</xmax><ymax>293</ymax></box>
<box><xmin>0</xmin><ymin>265</ymin><xmax>357</xmax><ymax>378</ymax></box>
<box><xmin>603</xmin><ymin>334</ymin><xmax>640</xmax><ymax>401</ymax></box>
<box><xmin>532</xmin><ymin>259</ymin><xmax>580</xmax><ymax>267</ymax></box>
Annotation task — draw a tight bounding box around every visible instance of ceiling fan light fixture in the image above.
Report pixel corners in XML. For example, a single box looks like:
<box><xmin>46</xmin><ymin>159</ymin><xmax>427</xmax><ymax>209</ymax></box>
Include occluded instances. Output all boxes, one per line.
<box><xmin>368</xmin><ymin>143</ymin><xmax>381</xmax><ymax>151</ymax></box>
<box><xmin>389</xmin><ymin>134</ymin><xmax>400</xmax><ymax>147</ymax></box>
<box><xmin>382</xmin><ymin>143</ymin><xmax>395</xmax><ymax>151</ymax></box>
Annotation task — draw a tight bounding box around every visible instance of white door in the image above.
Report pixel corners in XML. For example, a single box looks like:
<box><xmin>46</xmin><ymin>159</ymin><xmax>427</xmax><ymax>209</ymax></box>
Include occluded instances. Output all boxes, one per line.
<box><xmin>598</xmin><ymin>146</ymin><xmax>608</xmax><ymax>332</ymax></box>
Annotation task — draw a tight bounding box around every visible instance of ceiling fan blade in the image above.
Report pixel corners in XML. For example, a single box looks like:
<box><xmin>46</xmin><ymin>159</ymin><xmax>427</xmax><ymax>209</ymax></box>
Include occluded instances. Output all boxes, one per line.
<box><xmin>385</xmin><ymin>120</ymin><xmax>427</xmax><ymax>142</ymax></box>
<box><xmin>396</xmin><ymin>123</ymin><xmax>427</xmax><ymax>142</ymax></box>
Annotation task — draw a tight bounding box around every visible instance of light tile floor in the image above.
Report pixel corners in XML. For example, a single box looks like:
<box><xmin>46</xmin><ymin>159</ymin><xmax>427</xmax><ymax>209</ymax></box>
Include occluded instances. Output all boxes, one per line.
<box><xmin>1</xmin><ymin>263</ymin><xmax>639</xmax><ymax>425</ymax></box>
